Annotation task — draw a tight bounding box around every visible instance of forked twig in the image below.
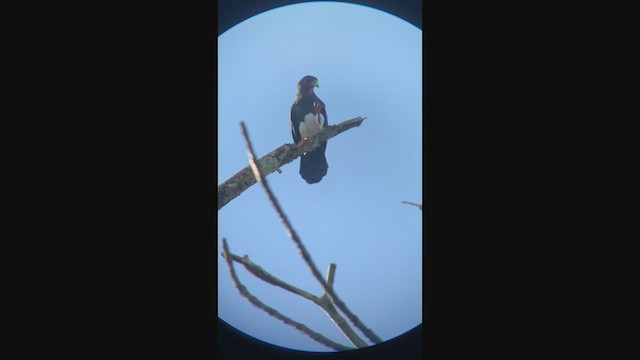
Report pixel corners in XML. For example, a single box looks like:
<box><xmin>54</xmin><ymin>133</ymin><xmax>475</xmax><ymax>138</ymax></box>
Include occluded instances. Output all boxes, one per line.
<box><xmin>222</xmin><ymin>250</ymin><xmax>366</xmax><ymax>348</ymax></box>
<box><xmin>221</xmin><ymin>239</ymin><xmax>353</xmax><ymax>351</ymax></box>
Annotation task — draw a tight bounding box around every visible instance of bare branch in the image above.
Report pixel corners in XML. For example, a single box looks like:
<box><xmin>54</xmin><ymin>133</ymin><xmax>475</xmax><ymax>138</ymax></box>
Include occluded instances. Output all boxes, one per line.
<box><xmin>318</xmin><ymin>298</ymin><xmax>368</xmax><ymax>348</ymax></box>
<box><xmin>222</xmin><ymin>249</ymin><xmax>367</xmax><ymax>348</ymax></box>
<box><xmin>325</xmin><ymin>263</ymin><xmax>337</xmax><ymax>289</ymax></box>
<box><xmin>240</xmin><ymin>122</ymin><xmax>383</xmax><ymax>345</ymax></box>
<box><xmin>318</xmin><ymin>263</ymin><xmax>368</xmax><ymax>348</ymax></box>
<box><xmin>221</xmin><ymin>239</ymin><xmax>353</xmax><ymax>351</ymax></box>
<box><xmin>401</xmin><ymin>201</ymin><xmax>423</xmax><ymax>210</ymax></box>
<box><xmin>218</xmin><ymin>116</ymin><xmax>366</xmax><ymax>211</ymax></box>
<box><xmin>222</xmin><ymin>251</ymin><xmax>321</xmax><ymax>306</ymax></box>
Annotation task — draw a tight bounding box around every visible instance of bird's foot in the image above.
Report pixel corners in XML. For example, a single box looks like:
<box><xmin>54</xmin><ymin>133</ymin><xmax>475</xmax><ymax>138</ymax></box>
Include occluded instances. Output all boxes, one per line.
<box><xmin>298</xmin><ymin>137</ymin><xmax>309</xmax><ymax>145</ymax></box>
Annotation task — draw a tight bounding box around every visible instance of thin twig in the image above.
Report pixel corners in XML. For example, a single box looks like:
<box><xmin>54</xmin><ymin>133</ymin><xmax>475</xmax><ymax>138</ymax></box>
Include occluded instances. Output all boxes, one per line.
<box><xmin>221</xmin><ymin>239</ymin><xmax>353</xmax><ymax>351</ymax></box>
<box><xmin>401</xmin><ymin>201</ymin><xmax>423</xmax><ymax>210</ymax></box>
<box><xmin>222</xmin><ymin>251</ymin><xmax>321</xmax><ymax>305</ymax></box>
<box><xmin>326</xmin><ymin>264</ymin><xmax>337</xmax><ymax>289</ymax></box>
<box><xmin>240</xmin><ymin>122</ymin><xmax>383</xmax><ymax>345</ymax></box>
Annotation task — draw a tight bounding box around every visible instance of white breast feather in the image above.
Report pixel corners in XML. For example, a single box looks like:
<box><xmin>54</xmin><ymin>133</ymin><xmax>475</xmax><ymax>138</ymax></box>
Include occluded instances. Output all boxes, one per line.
<box><xmin>299</xmin><ymin>112</ymin><xmax>325</xmax><ymax>139</ymax></box>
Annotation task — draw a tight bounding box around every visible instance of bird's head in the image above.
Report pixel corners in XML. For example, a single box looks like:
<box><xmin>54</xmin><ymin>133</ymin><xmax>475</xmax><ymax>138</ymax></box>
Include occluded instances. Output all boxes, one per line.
<box><xmin>298</xmin><ymin>75</ymin><xmax>319</xmax><ymax>95</ymax></box>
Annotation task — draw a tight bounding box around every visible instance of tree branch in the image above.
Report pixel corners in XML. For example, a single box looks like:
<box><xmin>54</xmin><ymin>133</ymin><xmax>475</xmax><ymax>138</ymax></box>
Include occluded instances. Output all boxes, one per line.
<box><xmin>239</xmin><ymin>122</ymin><xmax>383</xmax><ymax>345</ymax></box>
<box><xmin>221</xmin><ymin>239</ymin><xmax>353</xmax><ymax>351</ymax></box>
<box><xmin>325</xmin><ymin>263</ymin><xmax>337</xmax><ymax>290</ymax></box>
<box><xmin>221</xmin><ymin>249</ymin><xmax>367</xmax><ymax>348</ymax></box>
<box><xmin>222</xmin><ymin>251</ymin><xmax>320</xmax><ymax>305</ymax></box>
<box><xmin>317</xmin><ymin>263</ymin><xmax>369</xmax><ymax>348</ymax></box>
<box><xmin>218</xmin><ymin>116</ymin><xmax>366</xmax><ymax>211</ymax></box>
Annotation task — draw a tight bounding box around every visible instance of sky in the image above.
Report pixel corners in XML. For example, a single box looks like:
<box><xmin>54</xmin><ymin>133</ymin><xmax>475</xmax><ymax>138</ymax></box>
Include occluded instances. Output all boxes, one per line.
<box><xmin>218</xmin><ymin>2</ymin><xmax>422</xmax><ymax>352</ymax></box>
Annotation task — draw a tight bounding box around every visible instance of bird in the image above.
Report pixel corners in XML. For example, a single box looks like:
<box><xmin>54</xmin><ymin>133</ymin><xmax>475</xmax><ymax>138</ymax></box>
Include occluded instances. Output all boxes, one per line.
<box><xmin>290</xmin><ymin>75</ymin><xmax>329</xmax><ymax>184</ymax></box>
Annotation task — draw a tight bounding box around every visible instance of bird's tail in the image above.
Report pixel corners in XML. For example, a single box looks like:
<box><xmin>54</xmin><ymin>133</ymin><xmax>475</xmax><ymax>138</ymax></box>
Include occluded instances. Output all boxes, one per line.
<box><xmin>300</xmin><ymin>143</ymin><xmax>328</xmax><ymax>184</ymax></box>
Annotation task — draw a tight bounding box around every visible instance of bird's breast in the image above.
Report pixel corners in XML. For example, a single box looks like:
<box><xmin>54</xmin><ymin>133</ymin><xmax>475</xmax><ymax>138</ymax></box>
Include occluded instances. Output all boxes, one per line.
<box><xmin>299</xmin><ymin>112</ymin><xmax>325</xmax><ymax>139</ymax></box>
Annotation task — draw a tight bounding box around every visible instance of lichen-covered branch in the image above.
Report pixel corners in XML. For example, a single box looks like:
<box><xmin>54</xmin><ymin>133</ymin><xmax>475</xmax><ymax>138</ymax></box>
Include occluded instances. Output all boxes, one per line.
<box><xmin>218</xmin><ymin>116</ymin><xmax>366</xmax><ymax>211</ymax></box>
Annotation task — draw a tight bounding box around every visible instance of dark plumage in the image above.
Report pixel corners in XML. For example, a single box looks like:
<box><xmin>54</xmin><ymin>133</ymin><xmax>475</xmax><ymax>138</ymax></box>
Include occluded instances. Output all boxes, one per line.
<box><xmin>290</xmin><ymin>75</ymin><xmax>329</xmax><ymax>184</ymax></box>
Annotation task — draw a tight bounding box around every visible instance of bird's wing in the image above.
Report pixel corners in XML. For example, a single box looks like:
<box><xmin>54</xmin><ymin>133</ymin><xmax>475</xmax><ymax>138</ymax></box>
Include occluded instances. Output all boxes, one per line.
<box><xmin>319</xmin><ymin>99</ymin><xmax>328</xmax><ymax>128</ymax></box>
<box><xmin>290</xmin><ymin>101</ymin><xmax>303</xmax><ymax>144</ymax></box>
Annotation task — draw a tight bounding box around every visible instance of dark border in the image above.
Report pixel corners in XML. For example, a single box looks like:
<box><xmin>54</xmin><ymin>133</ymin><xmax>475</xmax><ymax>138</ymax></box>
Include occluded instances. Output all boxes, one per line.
<box><xmin>217</xmin><ymin>0</ymin><xmax>423</xmax><ymax>359</ymax></box>
<box><xmin>219</xmin><ymin>0</ymin><xmax>422</xmax><ymax>35</ymax></box>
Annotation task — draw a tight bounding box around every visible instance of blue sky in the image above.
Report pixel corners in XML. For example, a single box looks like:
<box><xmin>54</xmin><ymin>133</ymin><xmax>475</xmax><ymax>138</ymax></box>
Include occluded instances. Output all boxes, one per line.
<box><xmin>218</xmin><ymin>2</ymin><xmax>422</xmax><ymax>352</ymax></box>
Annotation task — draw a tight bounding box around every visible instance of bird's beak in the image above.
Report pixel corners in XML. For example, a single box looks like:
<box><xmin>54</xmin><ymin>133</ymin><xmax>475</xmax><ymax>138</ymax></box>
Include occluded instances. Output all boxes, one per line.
<box><xmin>314</xmin><ymin>80</ymin><xmax>319</xmax><ymax>88</ymax></box>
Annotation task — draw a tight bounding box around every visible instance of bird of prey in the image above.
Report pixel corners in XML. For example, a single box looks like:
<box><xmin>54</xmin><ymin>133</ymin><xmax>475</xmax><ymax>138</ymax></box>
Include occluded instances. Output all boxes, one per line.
<box><xmin>290</xmin><ymin>75</ymin><xmax>329</xmax><ymax>184</ymax></box>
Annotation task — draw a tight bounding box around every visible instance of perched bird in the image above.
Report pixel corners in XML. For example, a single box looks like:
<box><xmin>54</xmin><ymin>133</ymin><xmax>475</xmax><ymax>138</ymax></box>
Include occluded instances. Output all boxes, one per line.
<box><xmin>290</xmin><ymin>75</ymin><xmax>329</xmax><ymax>184</ymax></box>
